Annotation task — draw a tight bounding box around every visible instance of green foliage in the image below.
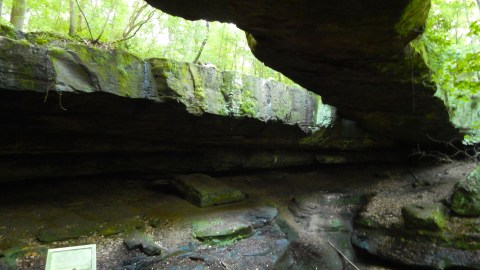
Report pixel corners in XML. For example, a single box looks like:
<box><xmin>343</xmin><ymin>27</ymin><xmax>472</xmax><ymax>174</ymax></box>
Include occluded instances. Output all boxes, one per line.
<box><xmin>395</xmin><ymin>0</ymin><xmax>431</xmax><ymax>38</ymax></box>
<box><xmin>414</xmin><ymin>0</ymin><xmax>480</xmax><ymax>144</ymax></box>
<box><xmin>239</xmin><ymin>90</ymin><xmax>256</xmax><ymax>117</ymax></box>
<box><xmin>0</xmin><ymin>0</ymin><xmax>297</xmax><ymax>86</ymax></box>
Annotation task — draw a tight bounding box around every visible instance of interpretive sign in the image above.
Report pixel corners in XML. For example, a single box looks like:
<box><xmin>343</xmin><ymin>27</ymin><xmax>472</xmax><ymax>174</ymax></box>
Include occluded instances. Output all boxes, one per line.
<box><xmin>45</xmin><ymin>244</ymin><xmax>96</xmax><ymax>270</ymax></box>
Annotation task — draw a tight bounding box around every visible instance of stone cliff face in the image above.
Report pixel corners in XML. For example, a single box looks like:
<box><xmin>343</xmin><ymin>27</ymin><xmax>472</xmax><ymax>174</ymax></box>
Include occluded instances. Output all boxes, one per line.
<box><xmin>0</xmin><ymin>29</ymin><xmax>394</xmax><ymax>182</ymax></box>
<box><xmin>145</xmin><ymin>0</ymin><xmax>459</xmax><ymax>143</ymax></box>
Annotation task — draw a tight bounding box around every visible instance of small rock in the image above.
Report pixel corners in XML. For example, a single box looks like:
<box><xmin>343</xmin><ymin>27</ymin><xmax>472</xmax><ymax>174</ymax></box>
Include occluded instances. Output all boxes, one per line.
<box><xmin>192</xmin><ymin>219</ymin><xmax>253</xmax><ymax>245</ymax></box>
<box><xmin>172</xmin><ymin>174</ymin><xmax>246</xmax><ymax>207</ymax></box>
<box><xmin>451</xmin><ymin>166</ymin><xmax>480</xmax><ymax>216</ymax></box>
<box><xmin>124</xmin><ymin>230</ymin><xmax>161</xmax><ymax>256</ymax></box>
<box><xmin>402</xmin><ymin>203</ymin><xmax>446</xmax><ymax>231</ymax></box>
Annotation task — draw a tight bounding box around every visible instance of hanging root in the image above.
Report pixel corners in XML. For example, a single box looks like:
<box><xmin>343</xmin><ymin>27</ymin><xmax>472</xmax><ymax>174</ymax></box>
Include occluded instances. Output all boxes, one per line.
<box><xmin>44</xmin><ymin>88</ymin><xmax>67</xmax><ymax>111</ymax></box>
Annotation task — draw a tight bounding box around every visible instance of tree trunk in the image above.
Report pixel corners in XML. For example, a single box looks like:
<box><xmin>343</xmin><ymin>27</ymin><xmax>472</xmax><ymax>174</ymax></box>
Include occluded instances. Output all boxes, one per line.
<box><xmin>69</xmin><ymin>0</ymin><xmax>76</xmax><ymax>36</ymax></box>
<box><xmin>10</xmin><ymin>0</ymin><xmax>26</xmax><ymax>31</ymax></box>
<box><xmin>476</xmin><ymin>0</ymin><xmax>480</xmax><ymax>12</ymax></box>
<box><xmin>76</xmin><ymin>0</ymin><xmax>85</xmax><ymax>32</ymax></box>
<box><xmin>0</xmin><ymin>0</ymin><xmax>4</xmax><ymax>19</ymax></box>
<box><xmin>193</xmin><ymin>21</ymin><xmax>210</xmax><ymax>63</ymax></box>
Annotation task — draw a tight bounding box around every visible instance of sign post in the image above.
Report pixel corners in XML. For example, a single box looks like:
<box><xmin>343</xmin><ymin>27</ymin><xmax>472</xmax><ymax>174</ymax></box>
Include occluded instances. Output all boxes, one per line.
<box><xmin>45</xmin><ymin>244</ymin><xmax>96</xmax><ymax>270</ymax></box>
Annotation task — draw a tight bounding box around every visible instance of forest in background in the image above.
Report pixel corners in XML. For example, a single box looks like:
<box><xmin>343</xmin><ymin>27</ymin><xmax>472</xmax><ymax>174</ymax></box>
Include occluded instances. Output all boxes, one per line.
<box><xmin>414</xmin><ymin>0</ymin><xmax>480</xmax><ymax>144</ymax></box>
<box><xmin>0</xmin><ymin>0</ymin><xmax>298</xmax><ymax>85</ymax></box>
<box><xmin>0</xmin><ymin>0</ymin><xmax>479</xmax><ymax>143</ymax></box>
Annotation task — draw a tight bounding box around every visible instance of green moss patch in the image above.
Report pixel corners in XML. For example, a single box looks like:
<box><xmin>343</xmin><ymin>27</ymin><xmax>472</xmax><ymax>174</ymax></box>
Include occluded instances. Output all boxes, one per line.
<box><xmin>451</xmin><ymin>166</ymin><xmax>480</xmax><ymax>216</ymax></box>
<box><xmin>395</xmin><ymin>0</ymin><xmax>431</xmax><ymax>39</ymax></box>
<box><xmin>192</xmin><ymin>218</ymin><xmax>253</xmax><ymax>246</ymax></box>
<box><xmin>172</xmin><ymin>174</ymin><xmax>246</xmax><ymax>207</ymax></box>
<box><xmin>402</xmin><ymin>203</ymin><xmax>447</xmax><ymax>231</ymax></box>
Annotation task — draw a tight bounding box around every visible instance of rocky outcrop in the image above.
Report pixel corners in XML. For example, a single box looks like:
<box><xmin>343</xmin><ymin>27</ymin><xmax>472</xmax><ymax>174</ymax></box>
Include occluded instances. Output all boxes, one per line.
<box><xmin>353</xmin><ymin>163</ymin><xmax>480</xmax><ymax>269</ymax></box>
<box><xmin>145</xmin><ymin>0</ymin><xmax>460</xmax><ymax>143</ymax></box>
<box><xmin>0</xmin><ymin>29</ymin><xmax>396</xmax><ymax>182</ymax></box>
<box><xmin>150</xmin><ymin>58</ymin><xmax>330</xmax><ymax>133</ymax></box>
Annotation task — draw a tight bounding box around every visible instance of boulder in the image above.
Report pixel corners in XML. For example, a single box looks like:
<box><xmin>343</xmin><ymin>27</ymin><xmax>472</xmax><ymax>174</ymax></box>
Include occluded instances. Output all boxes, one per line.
<box><xmin>123</xmin><ymin>230</ymin><xmax>162</xmax><ymax>256</ymax></box>
<box><xmin>287</xmin><ymin>192</ymin><xmax>365</xmax><ymax>269</ymax></box>
<box><xmin>402</xmin><ymin>203</ymin><xmax>447</xmax><ymax>231</ymax></box>
<box><xmin>173</xmin><ymin>174</ymin><xmax>246</xmax><ymax>207</ymax></box>
<box><xmin>192</xmin><ymin>219</ymin><xmax>253</xmax><ymax>245</ymax></box>
<box><xmin>353</xmin><ymin>163</ymin><xmax>480</xmax><ymax>269</ymax></box>
<box><xmin>191</xmin><ymin>205</ymin><xmax>278</xmax><ymax>245</ymax></box>
<box><xmin>451</xmin><ymin>166</ymin><xmax>480</xmax><ymax>216</ymax></box>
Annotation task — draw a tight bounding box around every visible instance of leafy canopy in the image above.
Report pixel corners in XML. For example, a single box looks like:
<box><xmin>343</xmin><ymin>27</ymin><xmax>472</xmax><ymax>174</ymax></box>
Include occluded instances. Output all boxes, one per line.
<box><xmin>413</xmin><ymin>0</ymin><xmax>480</xmax><ymax>144</ymax></box>
<box><xmin>0</xmin><ymin>0</ymin><xmax>298</xmax><ymax>86</ymax></box>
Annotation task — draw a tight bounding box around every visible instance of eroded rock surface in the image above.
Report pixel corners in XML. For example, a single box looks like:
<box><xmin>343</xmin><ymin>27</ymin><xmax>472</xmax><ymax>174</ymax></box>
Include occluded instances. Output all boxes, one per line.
<box><xmin>353</xmin><ymin>162</ymin><xmax>480</xmax><ymax>269</ymax></box>
<box><xmin>145</xmin><ymin>0</ymin><xmax>459</xmax><ymax>143</ymax></box>
<box><xmin>0</xmin><ymin>29</ymin><xmax>397</xmax><ymax>182</ymax></box>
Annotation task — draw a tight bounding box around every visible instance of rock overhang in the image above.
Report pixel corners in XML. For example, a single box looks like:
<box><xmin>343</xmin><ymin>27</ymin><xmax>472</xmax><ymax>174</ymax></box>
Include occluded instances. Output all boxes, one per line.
<box><xmin>145</xmin><ymin>0</ymin><xmax>459</xmax><ymax>144</ymax></box>
<box><xmin>0</xmin><ymin>29</ymin><xmax>401</xmax><ymax>181</ymax></box>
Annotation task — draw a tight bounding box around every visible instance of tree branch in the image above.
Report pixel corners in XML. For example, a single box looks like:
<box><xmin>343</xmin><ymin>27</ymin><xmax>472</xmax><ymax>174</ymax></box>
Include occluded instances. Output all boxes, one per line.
<box><xmin>74</xmin><ymin>0</ymin><xmax>93</xmax><ymax>41</ymax></box>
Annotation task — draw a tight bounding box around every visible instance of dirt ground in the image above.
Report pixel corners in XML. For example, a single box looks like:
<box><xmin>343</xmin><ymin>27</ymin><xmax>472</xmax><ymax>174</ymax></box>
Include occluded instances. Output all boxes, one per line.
<box><xmin>0</xmin><ymin>161</ymin><xmax>475</xmax><ymax>269</ymax></box>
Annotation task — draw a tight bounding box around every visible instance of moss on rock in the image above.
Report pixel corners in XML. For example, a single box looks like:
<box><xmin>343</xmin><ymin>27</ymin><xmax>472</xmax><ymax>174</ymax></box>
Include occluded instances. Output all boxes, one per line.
<box><xmin>192</xmin><ymin>218</ymin><xmax>253</xmax><ymax>246</ymax></box>
<box><xmin>451</xmin><ymin>166</ymin><xmax>480</xmax><ymax>216</ymax></box>
<box><xmin>402</xmin><ymin>203</ymin><xmax>447</xmax><ymax>231</ymax></box>
<box><xmin>0</xmin><ymin>24</ymin><xmax>19</xmax><ymax>39</ymax></box>
<box><xmin>395</xmin><ymin>0</ymin><xmax>431</xmax><ymax>39</ymax></box>
<box><xmin>172</xmin><ymin>174</ymin><xmax>246</xmax><ymax>207</ymax></box>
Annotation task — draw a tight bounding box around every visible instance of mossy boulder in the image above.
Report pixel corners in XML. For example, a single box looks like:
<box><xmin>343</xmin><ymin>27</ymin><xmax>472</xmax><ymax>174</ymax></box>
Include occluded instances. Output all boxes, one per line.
<box><xmin>0</xmin><ymin>24</ymin><xmax>20</xmax><ymax>39</ymax></box>
<box><xmin>0</xmin><ymin>36</ymin><xmax>54</xmax><ymax>93</ymax></box>
<box><xmin>192</xmin><ymin>218</ymin><xmax>253</xmax><ymax>245</ymax></box>
<box><xmin>402</xmin><ymin>203</ymin><xmax>447</xmax><ymax>231</ymax></box>
<box><xmin>172</xmin><ymin>174</ymin><xmax>246</xmax><ymax>207</ymax></box>
<box><xmin>191</xmin><ymin>205</ymin><xmax>277</xmax><ymax>245</ymax></box>
<box><xmin>451</xmin><ymin>166</ymin><xmax>480</xmax><ymax>216</ymax></box>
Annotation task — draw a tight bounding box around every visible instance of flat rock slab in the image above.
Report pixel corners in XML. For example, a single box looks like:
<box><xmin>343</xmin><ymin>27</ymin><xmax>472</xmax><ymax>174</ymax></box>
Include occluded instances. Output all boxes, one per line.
<box><xmin>36</xmin><ymin>213</ymin><xmax>97</xmax><ymax>243</ymax></box>
<box><xmin>173</xmin><ymin>174</ymin><xmax>246</xmax><ymax>207</ymax></box>
<box><xmin>192</xmin><ymin>205</ymin><xmax>278</xmax><ymax>245</ymax></box>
